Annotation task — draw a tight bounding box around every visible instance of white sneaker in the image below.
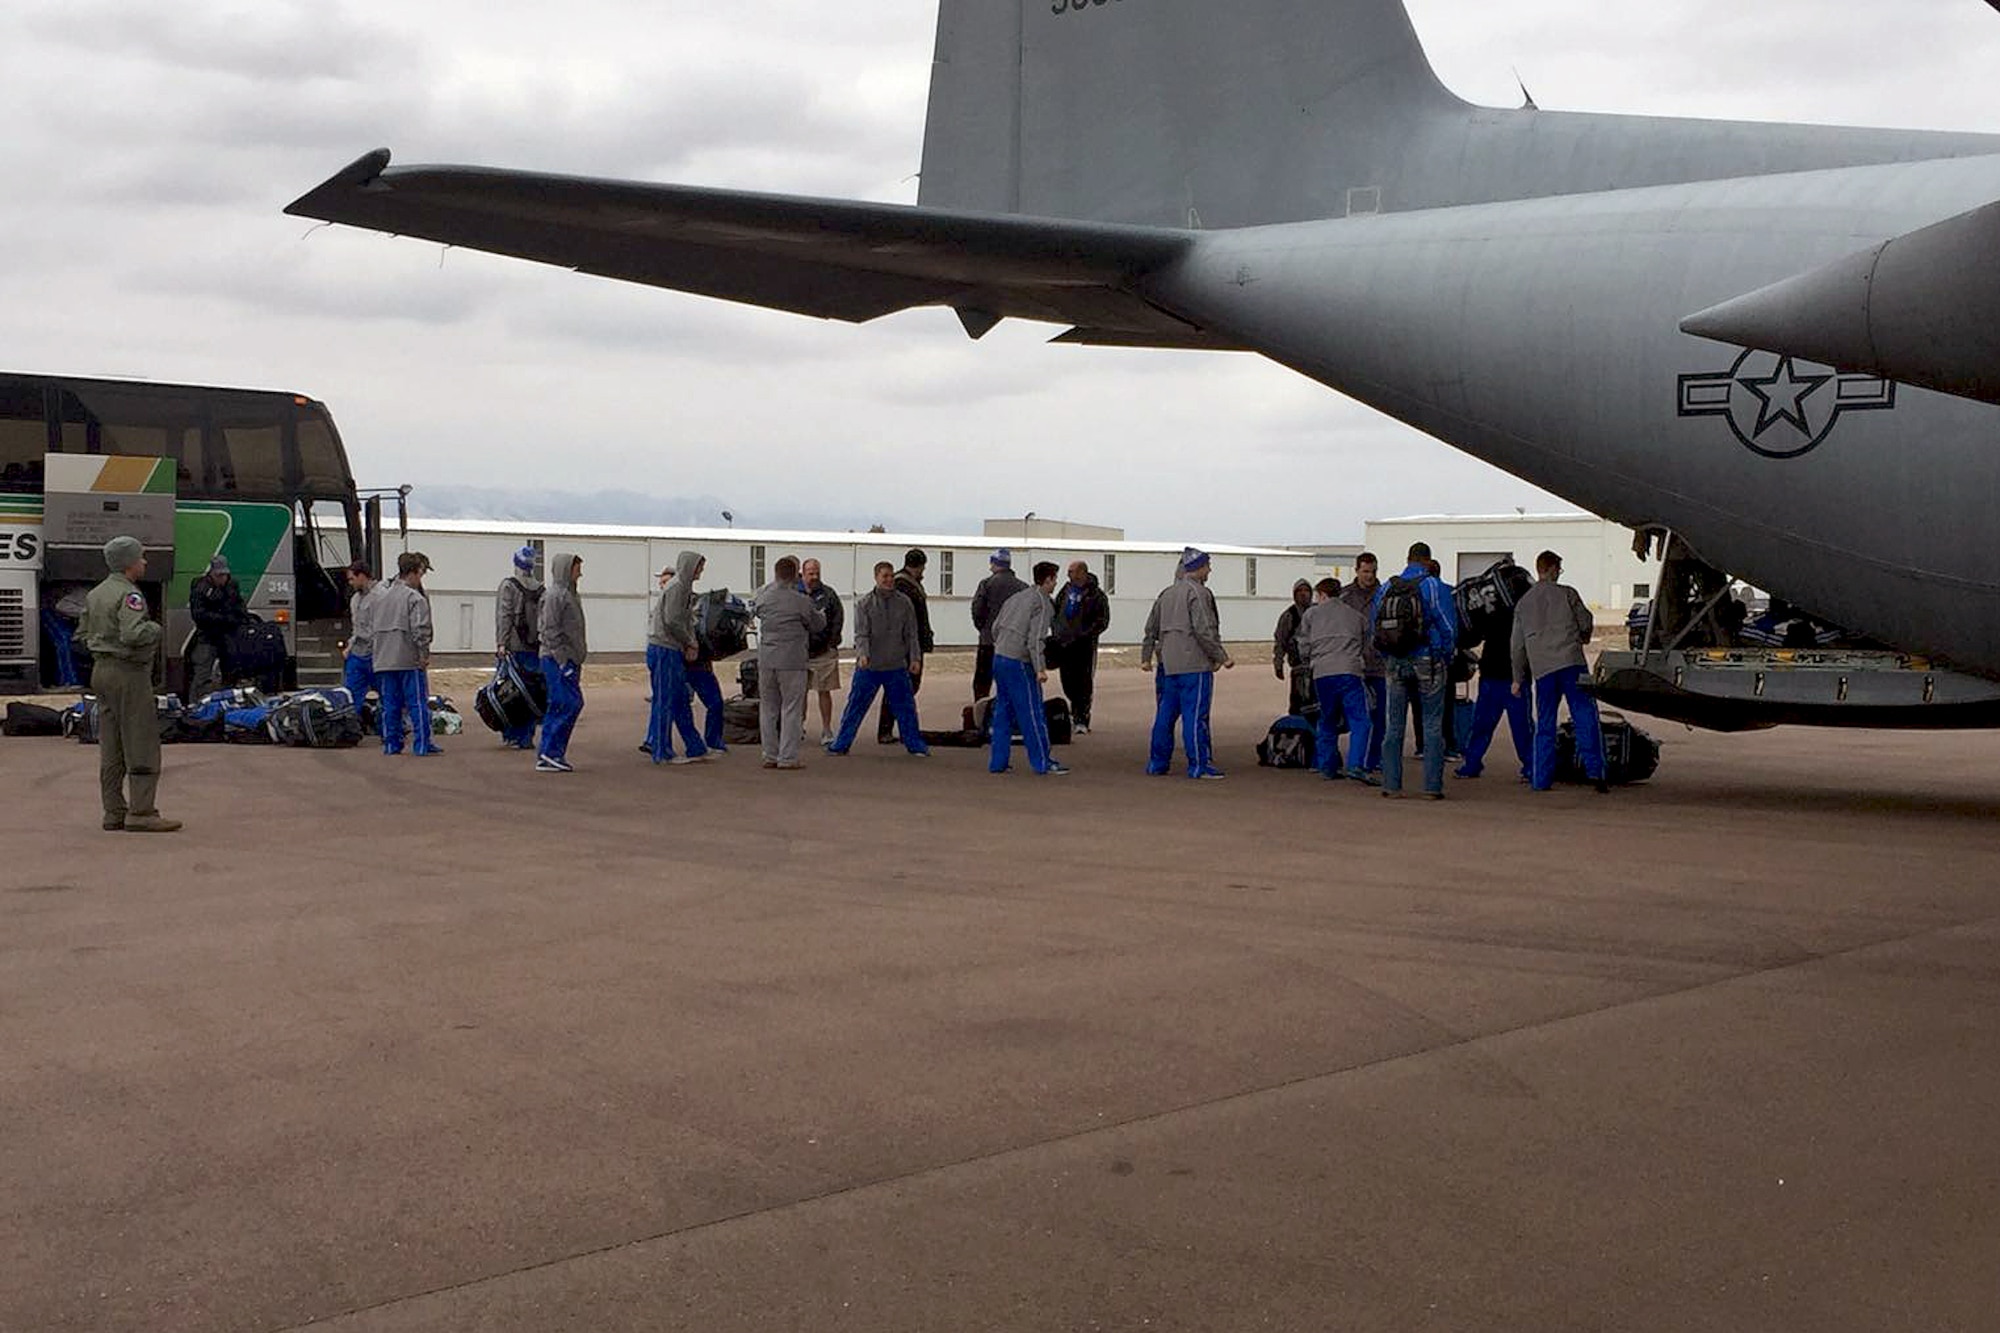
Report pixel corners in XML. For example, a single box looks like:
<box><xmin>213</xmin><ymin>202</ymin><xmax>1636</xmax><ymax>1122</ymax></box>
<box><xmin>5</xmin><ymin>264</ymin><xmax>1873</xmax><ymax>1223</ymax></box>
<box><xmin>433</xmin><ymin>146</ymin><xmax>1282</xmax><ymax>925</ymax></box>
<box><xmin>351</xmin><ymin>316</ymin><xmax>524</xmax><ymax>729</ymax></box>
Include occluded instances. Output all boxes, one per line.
<box><xmin>668</xmin><ymin>754</ymin><xmax>704</xmax><ymax>766</ymax></box>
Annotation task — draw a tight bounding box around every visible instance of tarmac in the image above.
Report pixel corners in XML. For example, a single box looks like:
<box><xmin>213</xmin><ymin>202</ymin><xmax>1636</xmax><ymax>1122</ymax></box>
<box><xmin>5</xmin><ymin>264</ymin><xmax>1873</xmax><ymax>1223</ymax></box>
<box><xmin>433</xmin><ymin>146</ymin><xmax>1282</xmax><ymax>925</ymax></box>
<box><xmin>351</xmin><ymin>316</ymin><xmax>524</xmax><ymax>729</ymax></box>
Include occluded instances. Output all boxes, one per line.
<box><xmin>5</xmin><ymin>664</ymin><xmax>2000</xmax><ymax>1332</ymax></box>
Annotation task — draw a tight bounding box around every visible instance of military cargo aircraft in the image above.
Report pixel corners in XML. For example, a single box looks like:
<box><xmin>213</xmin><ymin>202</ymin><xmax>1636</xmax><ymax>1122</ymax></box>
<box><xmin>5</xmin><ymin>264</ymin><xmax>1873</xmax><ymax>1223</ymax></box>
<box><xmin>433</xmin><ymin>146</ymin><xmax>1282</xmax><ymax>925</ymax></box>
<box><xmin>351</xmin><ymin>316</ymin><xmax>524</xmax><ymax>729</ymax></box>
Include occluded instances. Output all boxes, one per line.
<box><xmin>289</xmin><ymin>0</ymin><xmax>2000</xmax><ymax>730</ymax></box>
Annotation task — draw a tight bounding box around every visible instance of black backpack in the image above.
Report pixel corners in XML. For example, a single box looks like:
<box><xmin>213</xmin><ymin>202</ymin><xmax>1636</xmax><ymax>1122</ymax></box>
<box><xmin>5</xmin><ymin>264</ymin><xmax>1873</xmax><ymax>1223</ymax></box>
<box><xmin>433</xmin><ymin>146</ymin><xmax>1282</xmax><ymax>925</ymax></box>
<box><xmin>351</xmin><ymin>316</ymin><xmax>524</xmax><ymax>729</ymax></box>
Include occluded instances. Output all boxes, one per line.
<box><xmin>1255</xmin><ymin>715</ymin><xmax>1317</xmax><ymax>769</ymax></box>
<box><xmin>1372</xmin><ymin>576</ymin><xmax>1428</xmax><ymax>658</ymax></box>
<box><xmin>698</xmin><ymin>589</ymin><xmax>752</xmax><ymax>660</ymax></box>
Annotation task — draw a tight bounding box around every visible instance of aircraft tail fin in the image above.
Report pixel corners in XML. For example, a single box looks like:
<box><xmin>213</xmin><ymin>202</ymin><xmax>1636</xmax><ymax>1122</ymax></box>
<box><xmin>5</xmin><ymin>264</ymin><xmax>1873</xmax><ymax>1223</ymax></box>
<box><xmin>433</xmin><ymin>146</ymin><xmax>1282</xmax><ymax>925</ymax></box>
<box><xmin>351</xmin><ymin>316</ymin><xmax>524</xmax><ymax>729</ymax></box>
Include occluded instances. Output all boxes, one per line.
<box><xmin>918</xmin><ymin>0</ymin><xmax>1463</xmax><ymax>229</ymax></box>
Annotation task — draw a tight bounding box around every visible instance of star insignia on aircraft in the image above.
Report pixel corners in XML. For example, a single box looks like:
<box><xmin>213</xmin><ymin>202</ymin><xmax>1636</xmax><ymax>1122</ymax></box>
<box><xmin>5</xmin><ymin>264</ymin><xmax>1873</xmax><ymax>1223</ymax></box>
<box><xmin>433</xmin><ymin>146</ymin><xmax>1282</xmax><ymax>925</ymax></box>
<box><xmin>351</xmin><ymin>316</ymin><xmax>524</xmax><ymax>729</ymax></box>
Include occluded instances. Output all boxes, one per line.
<box><xmin>1677</xmin><ymin>349</ymin><xmax>1895</xmax><ymax>459</ymax></box>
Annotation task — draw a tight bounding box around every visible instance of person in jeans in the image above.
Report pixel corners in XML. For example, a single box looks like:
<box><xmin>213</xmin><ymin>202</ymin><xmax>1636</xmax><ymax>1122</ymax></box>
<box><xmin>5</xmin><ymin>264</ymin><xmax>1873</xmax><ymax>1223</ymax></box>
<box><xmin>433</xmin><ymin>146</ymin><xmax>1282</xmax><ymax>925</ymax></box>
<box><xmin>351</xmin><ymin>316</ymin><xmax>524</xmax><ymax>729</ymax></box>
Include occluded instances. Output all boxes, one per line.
<box><xmin>1369</xmin><ymin>541</ymin><xmax>1457</xmax><ymax>798</ymax></box>
<box><xmin>828</xmin><ymin>562</ymin><xmax>928</xmax><ymax>757</ymax></box>
<box><xmin>752</xmin><ymin>555</ymin><xmax>826</xmax><ymax>769</ymax></box>
<box><xmin>1512</xmin><ymin>549</ymin><xmax>1609</xmax><ymax>793</ymax></box>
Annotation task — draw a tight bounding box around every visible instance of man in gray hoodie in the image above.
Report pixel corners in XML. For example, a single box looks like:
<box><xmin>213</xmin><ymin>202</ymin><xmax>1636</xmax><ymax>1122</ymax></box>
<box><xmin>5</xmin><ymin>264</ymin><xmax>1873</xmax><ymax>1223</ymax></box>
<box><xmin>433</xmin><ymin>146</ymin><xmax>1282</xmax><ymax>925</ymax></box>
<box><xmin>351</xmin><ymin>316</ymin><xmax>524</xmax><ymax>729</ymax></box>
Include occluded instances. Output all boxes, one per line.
<box><xmin>828</xmin><ymin>561</ymin><xmax>929</xmax><ymax>756</ymax></box>
<box><xmin>1511</xmin><ymin>549</ymin><xmax>1607</xmax><ymax>793</ymax></box>
<box><xmin>645</xmin><ymin>549</ymin><xmax>710</xmax><ymax>765</ymax></box>
<box><xmin>988</xmin><ymin>561</ymin><xmax>1068</xmax><ymax>776</ymax></box>
<box><xmin>373</xmin><ymin>552</ymin><xmax>438</xmax><ymax>757</ymax></box>
<box><xmin>1146</xmin><ymin>549</ymin><xmax>1234</xmax><ymax>779</ymax></box>
<box><xmin>752</xmin><ymin>555</ymin><xmax>826</xmax><ymax>769</ymax></box>
<box><xmin>535</xmin><ymin>551</ymin><xmax>587</xmax><ymax>772</ymax></box>
<box><xmin>494</xmin><ymin>545</ymin><xmax>542</xmax><ymax>749</ymax></box>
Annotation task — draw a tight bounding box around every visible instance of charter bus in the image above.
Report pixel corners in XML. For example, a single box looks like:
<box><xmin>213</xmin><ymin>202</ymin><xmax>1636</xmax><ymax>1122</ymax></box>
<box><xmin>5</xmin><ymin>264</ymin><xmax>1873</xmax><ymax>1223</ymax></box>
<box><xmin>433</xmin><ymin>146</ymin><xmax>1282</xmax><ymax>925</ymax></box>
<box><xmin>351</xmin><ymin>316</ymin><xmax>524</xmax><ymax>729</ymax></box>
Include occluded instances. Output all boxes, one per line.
<box><xmin>0</xmin><ymin>372</ymin><xmax>364</xmax><ymax>694</ymax></box>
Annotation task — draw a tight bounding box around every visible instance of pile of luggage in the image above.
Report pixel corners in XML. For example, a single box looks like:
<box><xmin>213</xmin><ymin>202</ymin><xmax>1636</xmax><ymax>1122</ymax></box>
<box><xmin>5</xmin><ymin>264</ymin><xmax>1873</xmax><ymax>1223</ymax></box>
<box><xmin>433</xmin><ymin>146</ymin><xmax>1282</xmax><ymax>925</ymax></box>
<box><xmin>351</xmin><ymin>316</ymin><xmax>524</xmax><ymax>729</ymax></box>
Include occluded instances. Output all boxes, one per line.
<box><xmin>3</xmin><ymin>686</ymin><xmax>462</xmax><ymax>750</ymax></box>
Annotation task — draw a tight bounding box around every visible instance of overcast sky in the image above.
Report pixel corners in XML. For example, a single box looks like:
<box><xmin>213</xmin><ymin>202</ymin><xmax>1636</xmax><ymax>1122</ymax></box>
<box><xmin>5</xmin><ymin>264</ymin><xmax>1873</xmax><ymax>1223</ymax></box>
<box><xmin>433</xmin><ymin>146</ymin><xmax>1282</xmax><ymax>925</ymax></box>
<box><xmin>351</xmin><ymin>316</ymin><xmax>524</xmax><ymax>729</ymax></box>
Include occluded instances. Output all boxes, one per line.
<box><xmin>5</xmin><ymin>1</ymin><xmax>1999</xmax><ymax>542</ymax></box>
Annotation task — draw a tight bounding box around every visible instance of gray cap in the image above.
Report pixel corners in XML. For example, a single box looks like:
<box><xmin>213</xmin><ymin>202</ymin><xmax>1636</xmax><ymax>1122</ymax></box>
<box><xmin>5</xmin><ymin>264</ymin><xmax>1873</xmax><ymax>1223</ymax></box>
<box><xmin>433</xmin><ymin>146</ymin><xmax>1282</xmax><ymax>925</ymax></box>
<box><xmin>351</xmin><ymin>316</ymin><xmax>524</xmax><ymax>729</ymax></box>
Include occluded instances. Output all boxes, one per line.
<box><xmin>103</xmin><ymin>535</ymin><xmax>144</xmax><ymax>572</ymax></box>
<box><xmin>208</xmin><ymin>554</ymin><xmax>230</xmax><ymax>576</ymax></box>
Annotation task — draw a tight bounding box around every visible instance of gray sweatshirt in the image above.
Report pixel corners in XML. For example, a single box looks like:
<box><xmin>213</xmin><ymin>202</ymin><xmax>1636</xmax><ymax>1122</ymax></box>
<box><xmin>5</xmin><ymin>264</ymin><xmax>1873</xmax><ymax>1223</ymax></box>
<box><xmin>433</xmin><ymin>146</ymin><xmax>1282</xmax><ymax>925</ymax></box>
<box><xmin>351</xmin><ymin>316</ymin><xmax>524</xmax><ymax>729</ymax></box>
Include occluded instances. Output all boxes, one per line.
<box><xmin>990</xmin><ymin>584</ymin><xmax>1053</xmax><ymax>670</ymax></box>
<box><xmin>853</xmin><ymin>586</ymin><xmax>922</xmax><ymax>672</ymax></box>
<box><xmin>1298</xmin><ymin>596</ymin><xmax>1369</xmax><ymax>680</ymax></box>
<box><xmin>650</xmin><ymin>549</ymin><xmax>702</xmax><ymax>651</ymax></box>
<box><xmin>537</xmin><ymin>551</ymin><xmax>588</xmax><ymax>666</ymax></box>
<box><xmin>1510</xmin><ymin>578</ymin><xmax>1595</xmax><ymax>682</ymax></box>
<box><xmin>752</xmin><ymin>580</ymin><xmax>826</xmax><ymax>671</ymax></box>
<box><xmin>369</xmin><ymin>579</ymin><xmax>433</xmax><ymax>671</ymax></box>
<box><xmin>1154</xmin><ymin>579</ymin><xmax>1229</xmax><ymax>675</ymax></box>
<box><xmin>347</xmin><ymin>581</ymin><xmax>380</xmax><ymax>659</ymax></box>
<box><xmin>496</xmin><ymin>573</ymin><xmax>541</xmax><ymax>655</ymax></box>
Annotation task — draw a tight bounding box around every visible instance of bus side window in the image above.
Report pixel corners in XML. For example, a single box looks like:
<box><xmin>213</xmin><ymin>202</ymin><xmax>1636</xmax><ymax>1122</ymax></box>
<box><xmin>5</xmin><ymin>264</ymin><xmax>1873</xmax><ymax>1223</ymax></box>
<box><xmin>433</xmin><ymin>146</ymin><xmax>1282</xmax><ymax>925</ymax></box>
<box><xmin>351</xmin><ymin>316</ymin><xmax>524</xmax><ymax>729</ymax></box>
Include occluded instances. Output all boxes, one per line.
<box><xmin>0</xmin><ymin>381</ymin><xmax>49</xmax><ymax>493</ymax></box>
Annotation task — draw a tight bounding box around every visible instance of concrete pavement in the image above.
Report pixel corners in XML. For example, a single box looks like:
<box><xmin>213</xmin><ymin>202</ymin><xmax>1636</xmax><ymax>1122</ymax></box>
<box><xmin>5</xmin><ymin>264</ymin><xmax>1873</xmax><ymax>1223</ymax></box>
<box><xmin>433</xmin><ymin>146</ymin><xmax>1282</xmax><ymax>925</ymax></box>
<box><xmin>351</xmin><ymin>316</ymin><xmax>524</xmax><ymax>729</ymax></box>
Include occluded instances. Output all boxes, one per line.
<box><xmin>4</xmin><ymin>668</ymin><xmax>1998</xmax><ymax>1331</ymax></box>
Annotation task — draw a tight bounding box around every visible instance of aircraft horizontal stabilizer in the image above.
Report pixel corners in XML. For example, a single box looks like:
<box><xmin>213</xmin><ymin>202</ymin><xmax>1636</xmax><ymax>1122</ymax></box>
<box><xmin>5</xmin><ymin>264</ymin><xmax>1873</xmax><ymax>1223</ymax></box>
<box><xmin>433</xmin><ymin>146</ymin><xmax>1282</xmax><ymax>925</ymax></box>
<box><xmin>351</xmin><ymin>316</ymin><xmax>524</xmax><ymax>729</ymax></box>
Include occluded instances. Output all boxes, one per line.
<box><xmin>285</xmin><ymin>150</ymin><xmax>1200</xmax><ymax>337</ymax></box>
<box><xmin>1681</xmin><ymin>199</ymin><xmax>2000</xmax><ymax>407</ymax></box>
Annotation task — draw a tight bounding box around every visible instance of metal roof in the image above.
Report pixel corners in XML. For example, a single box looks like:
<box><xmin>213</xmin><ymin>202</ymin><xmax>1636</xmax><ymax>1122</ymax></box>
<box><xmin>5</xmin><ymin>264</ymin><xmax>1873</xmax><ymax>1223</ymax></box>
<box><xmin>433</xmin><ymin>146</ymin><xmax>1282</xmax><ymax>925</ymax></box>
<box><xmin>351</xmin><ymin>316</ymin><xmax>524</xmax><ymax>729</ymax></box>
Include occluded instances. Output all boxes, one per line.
<box><xmin>404</xmin><ymin>517</ymin><xmax>1305</xmax><ymax>558</ymax></box>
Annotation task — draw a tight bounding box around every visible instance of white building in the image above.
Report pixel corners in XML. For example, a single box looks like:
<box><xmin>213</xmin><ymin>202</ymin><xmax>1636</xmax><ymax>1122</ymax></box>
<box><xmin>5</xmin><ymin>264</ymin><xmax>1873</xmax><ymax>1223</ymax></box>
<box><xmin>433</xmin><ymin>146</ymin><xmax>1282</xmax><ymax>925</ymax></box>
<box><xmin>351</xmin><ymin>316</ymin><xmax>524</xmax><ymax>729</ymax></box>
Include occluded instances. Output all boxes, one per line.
<box><xmin>392</xmin><ymin>519</ymin><xmax>1319</xmax><ymax>657</ymax></box>
<box><xmin>1361</xmin><ymin>514</ymin><xmax>1660</xmax><ymax>613</ymax></box>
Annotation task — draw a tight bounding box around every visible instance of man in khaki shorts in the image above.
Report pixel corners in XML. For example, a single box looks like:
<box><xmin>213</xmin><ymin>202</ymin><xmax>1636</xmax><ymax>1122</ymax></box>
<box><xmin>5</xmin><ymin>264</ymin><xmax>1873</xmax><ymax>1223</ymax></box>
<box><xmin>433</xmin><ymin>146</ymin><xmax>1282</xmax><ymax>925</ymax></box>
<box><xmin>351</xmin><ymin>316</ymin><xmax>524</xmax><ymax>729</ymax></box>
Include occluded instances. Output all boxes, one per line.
<box><xmin>802</xmin><ymin>558</ymin><xmax>845</xmax><ymax>746</ymax></box>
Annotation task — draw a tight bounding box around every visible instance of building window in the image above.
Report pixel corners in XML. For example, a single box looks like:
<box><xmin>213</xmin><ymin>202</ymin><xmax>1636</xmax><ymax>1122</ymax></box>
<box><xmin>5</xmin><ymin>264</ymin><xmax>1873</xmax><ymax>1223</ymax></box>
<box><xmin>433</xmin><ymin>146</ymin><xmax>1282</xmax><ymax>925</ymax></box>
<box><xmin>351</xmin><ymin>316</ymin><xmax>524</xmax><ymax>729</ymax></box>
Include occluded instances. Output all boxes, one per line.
<box><xmin>1103</xmin><ymin>552</ymin><xmax>1116</xmax><ymax>595</ymax></box>
<box><xmin>940</xmin><ymin>550</ymin><xmax>954</xmax><ymax>596</ymax></box>
<box><xmin>1245</xmin><ymin>557</ymin><xmax>1258</xmax><ymax>597</ymax></box>
<box><xmin>751</xmin><ymin>544</ymin><xmax>766</xmax><ymax>587</ymax></box>
<box><xmin>1633</xmin><ymin>582</ymin><xmax>1652</xmax><ymax>600</ymax></box>
<box><xmin>529</xmin><ymin>538</ymin><xmax>545</xmax><ymax>582</ymax></box>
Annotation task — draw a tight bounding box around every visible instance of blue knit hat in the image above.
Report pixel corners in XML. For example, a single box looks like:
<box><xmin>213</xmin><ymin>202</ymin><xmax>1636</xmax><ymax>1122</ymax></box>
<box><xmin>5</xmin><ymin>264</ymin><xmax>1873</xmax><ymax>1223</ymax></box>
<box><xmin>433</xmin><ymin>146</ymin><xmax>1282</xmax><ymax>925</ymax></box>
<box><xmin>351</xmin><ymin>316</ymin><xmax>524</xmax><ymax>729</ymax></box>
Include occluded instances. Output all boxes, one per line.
<box><xmin>512</xmin><ymin>545</ymin><xmax>536</xmax><ymax>572</ymax></box>
<box><xmin>1182</xmin><ymin>548</ymin><xmax>1212</xmax><ymax>572</ymax></box>
<box><xmin>990</xmin><ymin>548</ymin><xmax>1013</xmax><ymax>568</ymax></box>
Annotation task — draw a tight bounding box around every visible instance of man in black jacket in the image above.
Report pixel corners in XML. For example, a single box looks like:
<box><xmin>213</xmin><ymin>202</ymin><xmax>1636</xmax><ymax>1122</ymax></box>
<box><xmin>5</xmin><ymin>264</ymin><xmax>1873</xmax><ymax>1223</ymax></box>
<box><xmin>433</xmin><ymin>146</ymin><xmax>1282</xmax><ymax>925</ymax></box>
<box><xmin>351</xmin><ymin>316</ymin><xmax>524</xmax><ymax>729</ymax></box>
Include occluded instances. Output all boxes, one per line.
<box><xmin>187</xmin><ymin>555</ymin><xmax>246</xmax><ymax>698</ymax></box>
<box><xmin>879</xmin><ymin>548</ymin><xmax>935</xmax><ymax>744</ymax></box>
<box><xmin>1050</xmin><ymin>560</ymin><xmax>1111</xmax><ymax>733</ymax></box>
<box><xmin>968</xmin><ymin>549</ymin><xmax>1027</xmax><ymax>702</ymax></box>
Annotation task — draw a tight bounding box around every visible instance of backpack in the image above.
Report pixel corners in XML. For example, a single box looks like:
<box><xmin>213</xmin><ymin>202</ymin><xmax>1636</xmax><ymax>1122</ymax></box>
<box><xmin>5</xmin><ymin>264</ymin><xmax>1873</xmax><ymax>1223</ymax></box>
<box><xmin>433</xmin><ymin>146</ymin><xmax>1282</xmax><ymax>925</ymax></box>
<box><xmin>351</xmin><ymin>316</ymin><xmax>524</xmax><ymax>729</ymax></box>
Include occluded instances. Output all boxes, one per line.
<box><xmin>1372</xmin><ymin>576</ymin><xmax>1428</xmax><ymax>658</ymax></box>
<box><xmin>1453</xmin><ymin>559</ymin><xmax>1533</xmax><ymax>640</ymax></box>
<box><xmin>698</xmin><ymin>589</ymin><xmax>752</xmax><ymax>661</ymax></box>
<box><xmin>1255</xmin><ymin>715</ymin><xmax>1317</xmax><ymax>769</ymax></box>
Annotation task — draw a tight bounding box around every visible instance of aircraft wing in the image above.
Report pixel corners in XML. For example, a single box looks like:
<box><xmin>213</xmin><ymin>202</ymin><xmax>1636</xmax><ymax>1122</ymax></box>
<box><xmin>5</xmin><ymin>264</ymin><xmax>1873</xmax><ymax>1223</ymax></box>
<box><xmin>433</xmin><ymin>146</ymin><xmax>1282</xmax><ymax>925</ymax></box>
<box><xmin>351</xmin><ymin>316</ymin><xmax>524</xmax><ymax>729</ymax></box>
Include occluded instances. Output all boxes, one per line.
<box><xmin>285</xmin><ymin>149</ymin><xmax>1212</xmax><ymax>343</ymax></box>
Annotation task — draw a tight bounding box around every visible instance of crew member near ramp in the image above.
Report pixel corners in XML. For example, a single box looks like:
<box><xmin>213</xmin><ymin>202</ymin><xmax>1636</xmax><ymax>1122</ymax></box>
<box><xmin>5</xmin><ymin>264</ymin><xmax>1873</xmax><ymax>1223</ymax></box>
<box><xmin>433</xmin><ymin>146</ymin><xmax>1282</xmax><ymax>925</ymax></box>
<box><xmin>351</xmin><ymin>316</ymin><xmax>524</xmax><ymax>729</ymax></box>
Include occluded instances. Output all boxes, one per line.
<box><xmin>1512</xmin><ymin>549</ymin><xmax>1609</xmax><ymax>794</ymax></box>
<box><xmin>84</xmin><ymin>536</ymin><xmax>179</xmax><ymax>833</ymax></box>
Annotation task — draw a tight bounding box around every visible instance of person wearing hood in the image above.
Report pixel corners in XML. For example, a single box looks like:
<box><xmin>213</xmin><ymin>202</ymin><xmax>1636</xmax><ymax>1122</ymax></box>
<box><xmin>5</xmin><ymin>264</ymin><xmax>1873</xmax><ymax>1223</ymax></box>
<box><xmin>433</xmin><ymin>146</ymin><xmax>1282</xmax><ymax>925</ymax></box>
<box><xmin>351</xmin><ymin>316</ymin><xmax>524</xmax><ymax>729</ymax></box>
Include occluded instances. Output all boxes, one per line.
<box><xmin>1146</xmin><ymin>548</ymin><xmax>1234</xmax><ymax>779</ymax></box>
<box><xmin>535</xmin><ymin>551</ymin><xmax>588</xmax><ymax>772</ymax></box>
<box><xmin>83</xmin><ymin>535</ymin><xmax>179</xmax><ymax>832</ymax></box>
<box><xmin>1050</xmin><ymin>560</ymin><xmax>1111</xmax><ymax>733</ymax></box>
<box><xmin>187</xmin><ymin>553</ymin><xmax>246</xmax><ymax>698</ymax></box>
<box><xmin>343</xmin><ymin>560</ymin><xmax>380</xmax><ymax>724</ymax></box>
<box><xmin>494</xmin><ymin>545</ymin><xmax>543</xmax><ymax>749</ymax></box>
<box><xmin>372</xmin><ymin>552</ymin><xmax>440</xmax><ymax>756</ymax></box>
<box><xmin>752</xmin><ymin>555</ymin><xmax>826</xmax><ymax>769</ymax></box>
<box><xmin>1511</xmin><ymin>549</ymin><xmax>1608</xmax><ymax>793</ymax></box>
<box><xmin>1273</xmin><ymin>579</ymin><xmax>1317</xmax><ymax>716</ymax></box>
<box><xmin>645</xmin><ymin>549</ymin><xmax>710</xmax><ymax>766</ymax></box>
<box><xmin>968</xmin><ymin>549</ymin><xmax>1026</xmax><ymax>702</ymax></box>
<box><xmin>827</xmin><ymin>561</ymin><xmax>929</xmax><ymax>757</ymax></box>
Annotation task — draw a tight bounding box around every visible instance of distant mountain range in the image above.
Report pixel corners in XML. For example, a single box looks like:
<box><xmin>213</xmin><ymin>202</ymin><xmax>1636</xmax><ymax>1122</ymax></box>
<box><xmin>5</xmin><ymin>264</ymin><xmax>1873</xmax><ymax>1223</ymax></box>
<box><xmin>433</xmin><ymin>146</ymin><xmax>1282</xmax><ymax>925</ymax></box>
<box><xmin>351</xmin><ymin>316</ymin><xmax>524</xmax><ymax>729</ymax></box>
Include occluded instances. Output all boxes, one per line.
<box><xmin>407</xmin><ymin>484</ymin><xmax>972</xmax><ymax>535</ymax></box>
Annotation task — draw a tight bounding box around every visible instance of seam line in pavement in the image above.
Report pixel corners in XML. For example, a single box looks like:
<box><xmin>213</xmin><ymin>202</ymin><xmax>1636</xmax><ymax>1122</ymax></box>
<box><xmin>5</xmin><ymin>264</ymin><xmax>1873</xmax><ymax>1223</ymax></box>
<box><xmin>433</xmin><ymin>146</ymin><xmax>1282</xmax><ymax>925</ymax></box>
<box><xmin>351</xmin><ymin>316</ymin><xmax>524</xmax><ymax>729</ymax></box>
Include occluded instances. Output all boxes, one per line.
<box><xmin>269</xmin><ymin>909</ymin><xmax>1999</xmax><ymax>1331</ymax></box>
